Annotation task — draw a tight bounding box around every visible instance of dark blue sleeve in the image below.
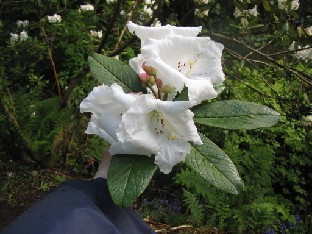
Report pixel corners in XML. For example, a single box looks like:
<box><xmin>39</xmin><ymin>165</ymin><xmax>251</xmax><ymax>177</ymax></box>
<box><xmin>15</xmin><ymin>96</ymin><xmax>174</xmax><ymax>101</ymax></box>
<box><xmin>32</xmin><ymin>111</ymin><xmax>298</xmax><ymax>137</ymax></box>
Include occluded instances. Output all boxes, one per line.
<box><xmin>1</xmin><ymin>178</ymin><xmax>155</xmax><ymax>234</ymax></box>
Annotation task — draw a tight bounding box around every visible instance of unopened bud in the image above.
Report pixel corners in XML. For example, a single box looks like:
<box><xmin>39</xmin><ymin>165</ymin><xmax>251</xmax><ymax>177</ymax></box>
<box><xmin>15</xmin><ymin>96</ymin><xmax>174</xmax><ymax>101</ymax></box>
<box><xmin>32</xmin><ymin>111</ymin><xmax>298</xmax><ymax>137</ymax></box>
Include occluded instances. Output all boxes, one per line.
<box><xmin>160</xmin><ymin>85</ymin><xmax>174</xmax><ymax>94</ymax></box>
<box><xmin>139</xmin><ymin>73</ymin><xmax>150</xmax><ymax>83</ymax></box>
<box><xmin>149</xmin><ymin>76</ymin><xmax>156</xmax><ymax>85</ymax></box>
<box><xmin>155</xmin><ymin>78</ymin><xmax>163</xmax><ymax>88</ymax></box>
<box><xmin>142</xmin><ymin>62</ymin><xmax>156</xmax><ymax>76</ymax></box>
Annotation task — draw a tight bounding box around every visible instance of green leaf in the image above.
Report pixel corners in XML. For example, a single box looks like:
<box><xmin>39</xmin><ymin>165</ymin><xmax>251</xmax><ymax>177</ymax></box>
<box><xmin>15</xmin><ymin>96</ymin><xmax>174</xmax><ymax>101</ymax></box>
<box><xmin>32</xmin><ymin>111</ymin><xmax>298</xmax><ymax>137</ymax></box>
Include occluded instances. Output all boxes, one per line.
<box><xmin>88</xmin><ymin>53</ymin><xmax>144</xmax><ymax>93</ymax></box>
<box><xmin>173</xmin><ymin>88</ymin><xmax>188</xmax><ymax>101</ymax></box>
<box><xmin>262</xmin><ymin>0</ymin><xmax>272</xmax><ymax>11</ymax></box>
<box><xmin>107</xmin><ymin>154</ymin><xmax>157</xmax><ymax>207</ymax></box>
<box><xmin>193</xmin><ymin>100</ymin><xmax>281</xmax><ymax>130</ymax></box>
<box><xmin>186</xmin><ymin>132</ymin><xmax>243</xmax><ymax>194</ymax></box>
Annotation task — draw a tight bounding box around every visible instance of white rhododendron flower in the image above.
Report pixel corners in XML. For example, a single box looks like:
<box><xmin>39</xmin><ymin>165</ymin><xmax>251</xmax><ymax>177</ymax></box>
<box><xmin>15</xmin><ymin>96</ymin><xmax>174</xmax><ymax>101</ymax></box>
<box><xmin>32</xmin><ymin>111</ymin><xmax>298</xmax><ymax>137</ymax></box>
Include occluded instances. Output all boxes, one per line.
<box><xmin>145</xmin><ymin>0</ymin><xmax>155</xmax><ymax>5</ymax></box>
<box><xmin>80</xmin><ymin>4</ymin><xmax>94</xmax><ymax>11</ymax></box>
<box><xmin>19</xmin><ymin>30</ymin><xmax>28</xmax><ymax>41</ymax></box>
<box><xmin>116</xmin><ymin>94</ymin><xmax>202</xmax><ymax>174</ymax></box>
<box><xmin>81</xmin><ymin>83</ymin><xmax>202</xmax><ymax>173</ymax></box>
<box><xmin>234</xmin><ymin>6</ymin><xmax>258</xmax><ymax>18</ymax></box>
<box><xmin>48</xmin><ymin>14</ymin><xmax>61</xmax><ymax>23</ymax></box>
<box><xmin>234</xmin><ymin>7</ymin><xmax>243</xmax><ymax>18</ymax></box>
<box><xmin>130</xmin><ymin>33</ymin><xmax>224</xmax><ymax>104</ymax></box>
<box><xmin>289</xmin><ymin>41</ymin><xmax>312</xmax><ymax>61</ymax></box>
<box><xmin>248</xmin><ymin>5</ymin><xmax>258</xmax><ymax>17</ymax></box>
<box><xmin>143</xmin><ymin>5</ymin><xmax>153</xmax><ymax>16</ymax></box>
<box><xmin>304</xmin><ymin>26</ymin><xmax>312</xmax><ymax>36</ymax></box>
<box><xmin>17</xmin><ymin>20</ymin><xmax>29</xmax><ymax>27</ymax></box>
<box><xmin>80</xmin><ymin>84</ymin><xmax>149</xmax><ymax>156</ymax></box>
<box><xmin>296</xmin><ymin>46</ymin><xmax>312</xmax><ymax>61</ymax></box>
<box><xmin>10</xmin><ymin>33</ymin><xmax>19</xmax><ymax>41</ymax></box>
<box><xmin>278</xmin><ymin>0</ymin><xmax>299</xmax><ymax>11</ymax></box>
<box><xmin>90</xmin><ymin>30</ymin><xmax>103</xmax><ymax>38</ymax></box>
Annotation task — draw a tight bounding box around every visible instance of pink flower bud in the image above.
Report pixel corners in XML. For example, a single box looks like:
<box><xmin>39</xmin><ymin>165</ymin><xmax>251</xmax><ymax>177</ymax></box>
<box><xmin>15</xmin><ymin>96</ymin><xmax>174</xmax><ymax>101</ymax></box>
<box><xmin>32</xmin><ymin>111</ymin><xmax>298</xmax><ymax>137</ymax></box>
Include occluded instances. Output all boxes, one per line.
<box><xmin>139</xmin><ymin>73</ymin><xmax>150</xmax><ymax>83</ymax></box>
<box><xmin>142</xmin><ymin>62</ymin><xmax>156</xmax><ymax>76</ymax></box>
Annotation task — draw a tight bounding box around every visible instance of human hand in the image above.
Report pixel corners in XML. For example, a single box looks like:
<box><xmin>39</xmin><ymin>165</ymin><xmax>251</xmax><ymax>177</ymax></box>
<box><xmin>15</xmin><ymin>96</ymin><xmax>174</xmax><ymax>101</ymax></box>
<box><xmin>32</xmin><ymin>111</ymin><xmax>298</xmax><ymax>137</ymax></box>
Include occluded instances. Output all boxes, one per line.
<box><xmin>94</xmin><ymin>148</ymin><xmax>112</xmax><ymax>179</ymax></box>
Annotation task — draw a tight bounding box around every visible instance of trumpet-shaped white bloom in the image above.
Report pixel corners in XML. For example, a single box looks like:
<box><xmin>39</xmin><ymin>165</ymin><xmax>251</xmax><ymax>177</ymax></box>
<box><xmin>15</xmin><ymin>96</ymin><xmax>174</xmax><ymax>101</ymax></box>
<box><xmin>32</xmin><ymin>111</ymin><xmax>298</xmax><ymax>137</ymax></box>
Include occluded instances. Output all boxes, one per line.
<box><xmin>131</xmin><ymin>34</ymin><xmax>224</xmax><ymax>104</ymax></box>
<box><xmin>10</xmin><ymin>33</ymin><xmax>19</xmax><ymax>42</ymax></box>
<box><xmin>116</xmin><ymin>94</ymin><xmax>202</xmax><ymax>173</ymax></box>
<box><xmin>144</xmin><ymin>5</ymin><xmax>153</xmax><ymax>16</ymax></box>
<box><xmin>17</xmin><ymin>20</ymin><xmax>29</xmax><ymax>27</ymax></box>
<box><xmin>80</xmin><ymin>4</ymin><xmax>94</xmax><ymax>11</ymax></box>
<box><xmin>48</xmin><ymin>14</ymin><xmax>61</xmax><ymax>23</ymax></box>
<box><xmin>81</xmin><ymin>83</ymin><xmax>202</xmax><ymax>173</ymax></box>
<box><xmin>248</xmin><ymin>5</ymin><xmax>258</xmax><ymax>17</ymax></box>
<box><xmin>233</xmin><ymin>7</ymin><xmax>243</xmax><ymax>18</ymax></box>
<box><xmin>80</xmin><ymin>83</ymin><xmax>137</xmax><ymax>143</ymax></box>
<box><xmin>234</xmin><ymin>5</ymin><xmax>258</xmax><ymax>18</ymax></box>
<box><xmin>278</xmin><ymin>0</ymin><xmax>299</xmax><ymax>11</ymax></box>
<box><xmin>80</xmin><ymin>83</ymin><xmax>149</xmax><ymax>156</ymax></box>
<box><xmin>20</xmin><ymin>30</ymin><xmax>28</xmax><ymax>41</ymax></box>
<box><xmin>90</xmin><ymin>30</ymin><xmax>103</xmax><ymax>38</ymax></box>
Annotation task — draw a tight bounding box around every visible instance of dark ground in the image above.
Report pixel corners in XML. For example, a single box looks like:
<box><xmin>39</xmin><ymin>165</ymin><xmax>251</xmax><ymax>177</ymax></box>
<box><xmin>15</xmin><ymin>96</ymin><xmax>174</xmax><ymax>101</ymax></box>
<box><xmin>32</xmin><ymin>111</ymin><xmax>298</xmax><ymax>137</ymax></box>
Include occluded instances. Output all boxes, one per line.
<box><xmin>0</xmin><ymin>157</ymin><xmax>220</xmax><ymax>233</ymax></box>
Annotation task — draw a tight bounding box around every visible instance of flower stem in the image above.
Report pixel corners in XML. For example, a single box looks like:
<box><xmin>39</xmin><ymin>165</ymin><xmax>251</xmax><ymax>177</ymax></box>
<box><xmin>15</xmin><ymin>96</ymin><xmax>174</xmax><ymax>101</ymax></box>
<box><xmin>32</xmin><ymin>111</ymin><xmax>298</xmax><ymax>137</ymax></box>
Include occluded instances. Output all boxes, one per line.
<box><xmin>148</xmin><ymin>83</ymin><xmax>158</xmax><ymax>99</ymax></box>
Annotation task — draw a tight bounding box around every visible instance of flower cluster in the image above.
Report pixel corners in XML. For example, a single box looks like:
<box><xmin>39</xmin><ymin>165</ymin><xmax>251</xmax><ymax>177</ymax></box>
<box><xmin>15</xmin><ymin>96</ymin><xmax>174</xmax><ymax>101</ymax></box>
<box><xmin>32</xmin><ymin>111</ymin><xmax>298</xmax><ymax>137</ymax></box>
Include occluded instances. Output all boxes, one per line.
<box><xmin>10</xmin><ymin>20</ymin><xmax>29</xmax><ymax>42</ymax></box>
<box><xmin>90</xmin><ymin>30</ymin><xmax>103</xmax><ymax>38</ymax></box>
<box><xmin>48</xmin><ymin>13</ymin><xmax>61</xmax><ymax>24</ymax></box>
<box><xmin>17</xmin><ymin>20</ymin><xmax>29</xmax><ymax>28</ymax></box>
<box><xmin>233</xmin><ymin>5</ymin><xmax>258</xmax><ymax>18</ymax></box>
<box><xmin>80</xmin><ymin>4</ymin><xmax>94</xmax><ymax>11</ymax></box>
<box><xmin>289</xmin><ymin>41</ymin><xmax>312</xmax><ymax>61</ymax></box>
<box><xmin>278</xmin><ymin>0</ymin><xmax>300</xmax><ymax>12</ymax></box>
<box><xmin>81</xmin><ymin>22</ymin><xmax>225</xmax><ymax>174</ymax></box>
<box><xmin>10</xmin><ymin>30</ymin><xmax>28</xmax><ymax>42</ymax></box>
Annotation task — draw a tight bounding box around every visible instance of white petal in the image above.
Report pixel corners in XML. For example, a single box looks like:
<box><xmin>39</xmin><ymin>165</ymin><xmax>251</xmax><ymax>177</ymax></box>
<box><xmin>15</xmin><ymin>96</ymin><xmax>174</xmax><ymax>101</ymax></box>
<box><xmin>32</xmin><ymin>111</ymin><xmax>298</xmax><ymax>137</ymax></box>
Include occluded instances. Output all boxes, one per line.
<box><xmin>127</xmin><ymin>21</ymin><xmax>202</xmax><ymax>43</ymax></box>
<box><xmin>85</xmin><ymin>121</ymin><xmax>116</xmax><ymax>144</ymax></box>
<box><xmin>167</xmin><ymin>25</ymin><xmax>202</xmax><ymax>37</ymax></box>
<box><xmin>127</xmin><ymin>21</ymin><xmax>173</xmax><ymax>42</ymax></box>
<box><xmin>185</xmin><ymin>78</ymin><xmax>217</xmax><ymax>105</ymax></box>
<box><xmin>109</xmin><ymin>141</ymin><xmax>152</xmax><ymax>156</ymax></box>
<box><xmin>129</xmin><ymin>54</ymin><xmax>144</xmax><ymax>74</ymax></box>
<box><xmin>154</xmin><ymin>141</ymin><xmax>190</xmax><ymax>174</ymax></box>
<box><xmin>80</xmin><ymin>83</ymin><xmax>137</xmax><ymax>140</ymax></box>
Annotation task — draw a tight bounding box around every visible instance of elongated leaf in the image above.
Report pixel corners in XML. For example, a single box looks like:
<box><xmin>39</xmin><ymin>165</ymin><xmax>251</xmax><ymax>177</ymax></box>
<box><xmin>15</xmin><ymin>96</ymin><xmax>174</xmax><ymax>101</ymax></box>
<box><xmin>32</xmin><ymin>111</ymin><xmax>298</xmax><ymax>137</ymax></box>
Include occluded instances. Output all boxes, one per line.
<box><xmin>187</xmin><ymin>133</ymin><xmax>243</xmax><ymax>194</ymax></box>
<box><xmin>107</xmin><ymin>154</ymin><xmax>157</xmax><ymax>207</ymax></box>
<box><xmin>88</xmin><ymin>53</ymin><xmax>144</xmax><ymax>93</ymax></box>
<box><xmin>193</xmin><ymin>100</ymin><xmax>280</xmax><ymax>130</ymax></box>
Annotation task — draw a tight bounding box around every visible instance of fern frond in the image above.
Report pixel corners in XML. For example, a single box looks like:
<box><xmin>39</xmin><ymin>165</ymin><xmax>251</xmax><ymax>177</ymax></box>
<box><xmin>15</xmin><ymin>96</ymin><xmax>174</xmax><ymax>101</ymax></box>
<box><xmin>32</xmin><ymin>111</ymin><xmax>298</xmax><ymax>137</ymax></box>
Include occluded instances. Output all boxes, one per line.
<box><xmin>183</xmin><ymin>188</ymin><xmax>205</xmax><ymax>226</ymax></box>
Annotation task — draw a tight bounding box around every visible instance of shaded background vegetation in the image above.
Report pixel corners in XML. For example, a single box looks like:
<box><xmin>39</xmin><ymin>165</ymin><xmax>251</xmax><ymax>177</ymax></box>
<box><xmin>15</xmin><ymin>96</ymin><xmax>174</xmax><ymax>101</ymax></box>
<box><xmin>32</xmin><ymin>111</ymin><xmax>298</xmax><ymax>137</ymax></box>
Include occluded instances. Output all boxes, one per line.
<box><xmin>0</xmin><ymin>0</ymin><xmax>311</xmax><ymax>233</ymax></box>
